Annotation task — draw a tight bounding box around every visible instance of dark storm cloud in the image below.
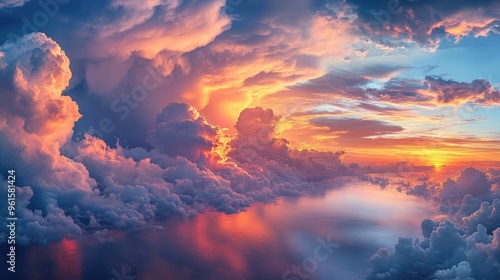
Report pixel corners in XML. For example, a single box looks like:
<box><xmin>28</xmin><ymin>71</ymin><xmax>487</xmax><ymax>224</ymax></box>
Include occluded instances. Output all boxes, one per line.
<box><xmin>340</xmin><ymin>0</ymin><xmax>500</xmax><ymax>48</ymax></box>
<box><xmin>311</xmin><ymin>117</ymin><xmax>404</xmax><ymax>138</ymax></box>
<box><xmin>426</xmin><ymin>76</ymin><xmax>500</xmax><ymax>104</ymax></box>
<box><xmin>285</xmin><ymin>66</ymin><xmax>500</xmax><ymax>107</ymax></box>
<box><xmin>315</xmin><ymin>0</ymin><xmax>500</xmax><ymax>53</ymax></box>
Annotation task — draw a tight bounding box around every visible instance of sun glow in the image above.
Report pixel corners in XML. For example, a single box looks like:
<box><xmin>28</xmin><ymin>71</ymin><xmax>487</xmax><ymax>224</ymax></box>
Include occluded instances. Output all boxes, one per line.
<box><xmin>432</xmin><ymin>161</ymin><xmax>446</xmax><ymax>171</ymax></box>
<box><xmin>211</xmin><ymin>129</ymin><xmax>234</xmax><ymax>163</ymax></box>
<box><xmin>414</xmin><ymin>148</ymin><xmax>450</xmax><ymax>170</ymax></box>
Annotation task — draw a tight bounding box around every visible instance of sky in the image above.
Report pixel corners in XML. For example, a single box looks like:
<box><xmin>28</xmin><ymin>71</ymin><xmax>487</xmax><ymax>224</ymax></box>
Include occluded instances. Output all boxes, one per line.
<box><xmin>0</xmin><ymin>0</ymin><xmax>499</xmax><ymax>279</ymax></box>
<box><xmin>0</xmin><ymin>0</ymin><xmax>498</xmax><ymax>167</ymax></box>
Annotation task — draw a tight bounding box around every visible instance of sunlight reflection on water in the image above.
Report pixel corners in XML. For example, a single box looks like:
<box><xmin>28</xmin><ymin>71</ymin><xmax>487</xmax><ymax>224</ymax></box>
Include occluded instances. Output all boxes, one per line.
<box><xmin>2</xmin><ymin>182</ymin><xmax>434</xmax><ymax>280</ymax></box>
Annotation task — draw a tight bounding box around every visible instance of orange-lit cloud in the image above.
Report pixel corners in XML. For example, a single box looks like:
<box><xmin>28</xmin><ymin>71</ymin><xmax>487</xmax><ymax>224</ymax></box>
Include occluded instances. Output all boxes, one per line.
<box><xmin>430</xmin><ymin>10</ymin><xmax>499</xmax><ymax>41</ymax></box>
<box><xmin>193</xmin><ymin>8</ymin><xmax>362</xmax><ymax>129</ymax></box>
<box><xmin>354</xmin><ymin>0</ymin><xmax>500</xmax><ymax>49</ymax></box>
<box><xmin>81</xmin><ymin>0</ymin><xmax>231</xmax><ymax>97</ymax></box>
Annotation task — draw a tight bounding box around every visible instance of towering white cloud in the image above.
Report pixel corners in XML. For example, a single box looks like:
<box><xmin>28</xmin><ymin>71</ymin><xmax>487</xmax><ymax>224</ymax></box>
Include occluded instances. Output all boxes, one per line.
<box><xmin>0</xmin><ymin>33</ymin><xmax>95</xmax><ymax>244</ymax></box>
<box><xmin>0</xmin><ymin>32</ymin><xmax>95</xmax><ymax>194</ymax></box>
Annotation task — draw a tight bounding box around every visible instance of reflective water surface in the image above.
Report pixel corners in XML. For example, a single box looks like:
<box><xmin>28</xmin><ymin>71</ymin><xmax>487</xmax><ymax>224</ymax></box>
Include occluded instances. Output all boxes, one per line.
<box><xmin>2</xmin><ymin>182</ymin><xmax>433</xmax><ymax>280</ymax></box>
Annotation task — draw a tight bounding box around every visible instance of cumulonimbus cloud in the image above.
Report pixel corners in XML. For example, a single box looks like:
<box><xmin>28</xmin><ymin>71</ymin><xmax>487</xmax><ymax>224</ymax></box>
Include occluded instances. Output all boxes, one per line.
<box><xmin>0</xmin><ymin>33</ymin><xmax>352</xmax><ymax>245</ymax></box>
<box><xmin>348</xmin><ymin>0</ymin><xmax>500</xmax><ymax>50</ymax></box>
<box><xmin>0</xmin><ymin>33</ymin><xmax>95</xmax><ymax>244</ymax></box>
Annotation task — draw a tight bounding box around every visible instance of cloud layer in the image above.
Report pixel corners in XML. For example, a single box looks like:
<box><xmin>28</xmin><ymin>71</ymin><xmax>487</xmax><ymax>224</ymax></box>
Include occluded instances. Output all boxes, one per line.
<box><xmin>346</xmin><ymin>0</ymin><xmax>500</xmax><ymax>49</ymax></box>
<box><xmin>0</xmin><ymin>33</ymin><xmax>351</xmax><ymax>244</ymax></box>
<box><xmin>368</xmin><ymin>167</ymin><xmax>500</xmax><ymax>279</ymax></box>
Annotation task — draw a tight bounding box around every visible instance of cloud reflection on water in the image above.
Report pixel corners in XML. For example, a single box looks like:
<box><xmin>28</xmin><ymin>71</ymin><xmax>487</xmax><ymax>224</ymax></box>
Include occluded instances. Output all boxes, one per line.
<box><xmin>3</xmin><ymin>182</ymin><xmax>432</xmax><ymax>280</ymax></box>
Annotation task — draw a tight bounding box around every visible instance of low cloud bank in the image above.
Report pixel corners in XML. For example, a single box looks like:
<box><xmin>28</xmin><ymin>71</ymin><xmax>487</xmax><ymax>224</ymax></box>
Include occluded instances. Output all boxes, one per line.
<box><xmin>368</xmin><ymin>167</ymin><xmax>500</xmax><ymax>280</ymax></box>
